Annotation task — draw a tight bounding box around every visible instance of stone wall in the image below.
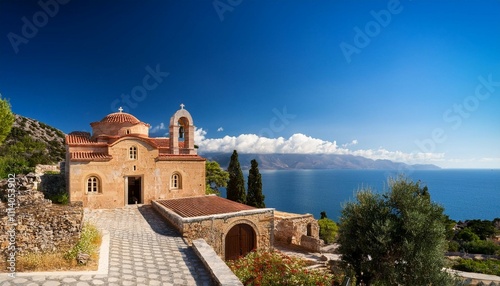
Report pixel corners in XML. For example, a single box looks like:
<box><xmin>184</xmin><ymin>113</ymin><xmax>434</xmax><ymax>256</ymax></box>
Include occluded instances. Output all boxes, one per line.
<box><xmin>35</xmin><ymin>164</ymin><xmax>62</xmax><ymax>175</ymax></box>
<box><xmin>274</xmin><ymin>211</ymin><xmax>321</xmax><ymax>252</ymax></box>
<box><xmin>153</xmin><ymin>201</ymin><xmax>274</xmax><ymax>259</ymax></box>
<box><xmin>0</xmin><ymin>173</ymin><xmax>83</xmax><ymax>258</ymax></box>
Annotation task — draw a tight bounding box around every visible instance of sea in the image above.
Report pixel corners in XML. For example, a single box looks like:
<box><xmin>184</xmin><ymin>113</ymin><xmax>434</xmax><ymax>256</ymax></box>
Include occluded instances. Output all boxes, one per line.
<box><xmin>220</xmin><ymin>169</ymin><xmax>500</xmax><ymax>222</ymax></box>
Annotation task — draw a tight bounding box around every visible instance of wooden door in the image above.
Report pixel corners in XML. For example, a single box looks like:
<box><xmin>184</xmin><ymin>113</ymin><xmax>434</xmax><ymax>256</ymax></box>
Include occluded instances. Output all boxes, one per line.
<box><xmin>225</xmin><ymin>224</ymin><xmax>256</xmax><ymax>260</ymax></box>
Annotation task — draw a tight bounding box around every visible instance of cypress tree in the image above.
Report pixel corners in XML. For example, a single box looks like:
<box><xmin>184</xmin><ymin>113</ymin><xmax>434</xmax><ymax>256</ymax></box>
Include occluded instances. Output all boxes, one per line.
<box><xmin>247</xmin><ymin>159</ymin><xmax>265</xmax><ymax>208</ymax></box>
<box><xmin>226</xmin><ymin>150</ymin><xmax>246</xmax><ymax>203</ymax></box>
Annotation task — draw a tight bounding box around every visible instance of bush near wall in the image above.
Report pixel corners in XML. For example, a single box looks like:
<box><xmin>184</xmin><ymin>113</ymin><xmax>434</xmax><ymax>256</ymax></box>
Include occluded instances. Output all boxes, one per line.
<box><xmin>227</xmin><ymin>250</ymin><xmax>335</xmax><ymax>286</ymax></box>
<box><xmin>452</xmin><ymin>258</ymin><xmax>500</xmax><ymax>276</ymax></box>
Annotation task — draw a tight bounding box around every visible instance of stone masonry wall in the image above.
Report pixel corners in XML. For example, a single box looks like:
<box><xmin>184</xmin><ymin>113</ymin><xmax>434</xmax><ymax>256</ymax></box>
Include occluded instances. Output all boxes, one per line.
<box><xmin>274</xmin><ymin>212</ymin><xmax>321</xmax><ymax>252</ymax></box>
<box><xmin>181</xmin><ymin>210</ymin><xmax>275</xmax><ymax>258</ymax></box>
<box><xmin>0</xmin><ymin>173</ymin><xmax>83</xmax><ymax>258</ymax></box>
<box><xmin>152</xmin><ymin>201</ymin><xmax>274</xmax><ymax>259</ymax></box>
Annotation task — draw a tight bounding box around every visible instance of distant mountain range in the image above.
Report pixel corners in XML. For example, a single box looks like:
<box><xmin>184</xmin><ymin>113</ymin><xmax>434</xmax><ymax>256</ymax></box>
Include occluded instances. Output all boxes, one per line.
<box><xmin>3</xmin><ymin>114</ymin><xmax>440</xmax><ymax>171</ymax></box>
<box><xmin>201</xmin><ymin>152</ymin><xmax>441</xmax><ymax>171</ymax></box>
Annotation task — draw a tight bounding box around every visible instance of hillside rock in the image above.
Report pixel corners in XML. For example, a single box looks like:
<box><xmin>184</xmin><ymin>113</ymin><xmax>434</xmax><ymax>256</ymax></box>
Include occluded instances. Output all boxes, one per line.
<box><xmin>2</xmin><ymin>114</ymin><xmax>66</xmax><ymax>163</ymax></box>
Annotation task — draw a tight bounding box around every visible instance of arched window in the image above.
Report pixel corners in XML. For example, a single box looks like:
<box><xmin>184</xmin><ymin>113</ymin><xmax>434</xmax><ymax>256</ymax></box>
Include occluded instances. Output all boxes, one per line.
<box><xmin>129</xmin><ymin>146</ymin><xmax>137</xmax><ymax>160</ymax></box>
<box><xmin>171</xmin><ymin>173</ymin><xmax>182</xmax><ymax>189</ymax></box>
<box><xmin>87</xmin><ymin>176</ymin><xmax>100</xmax><ymax>194</ymax></box>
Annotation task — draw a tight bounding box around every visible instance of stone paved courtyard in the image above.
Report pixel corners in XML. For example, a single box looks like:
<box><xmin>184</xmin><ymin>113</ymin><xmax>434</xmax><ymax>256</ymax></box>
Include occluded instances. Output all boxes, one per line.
<box><xmin>0</xmin><ymin>205</ymin><xmax>214</xmax><ymax>286</ymax></box>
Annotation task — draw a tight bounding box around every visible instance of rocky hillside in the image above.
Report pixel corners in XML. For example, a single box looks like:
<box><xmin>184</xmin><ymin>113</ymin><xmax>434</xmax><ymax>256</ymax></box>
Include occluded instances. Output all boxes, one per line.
<box><xmin>1</xmin><ymin>114</ymin><xmax>66</xmax><ymax>165</ymax></box>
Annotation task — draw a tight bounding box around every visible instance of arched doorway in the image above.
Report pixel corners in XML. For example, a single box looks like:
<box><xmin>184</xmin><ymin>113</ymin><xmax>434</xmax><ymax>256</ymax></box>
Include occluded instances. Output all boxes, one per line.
<box><xmin>225</xmin><ymin>224</ymin><xmax>256</xmax><ymax>260</ymax></box>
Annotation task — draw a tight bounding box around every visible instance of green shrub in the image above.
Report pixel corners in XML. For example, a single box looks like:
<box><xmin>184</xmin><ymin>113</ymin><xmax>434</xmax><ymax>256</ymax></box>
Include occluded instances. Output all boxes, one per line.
<box><xmin>456</xmin><ymin>228</ymin><xmax>480</xmax><ymax>242</ymax></box>
<box><xmin>453</xmin><ymin>258</ymin><xmax>500</xmax><ymax>276</ymax></box>
<box><xmin>227</xmin><ymin>250</ymin><xmax>334</xmax><ymax>286</ymax></box>
<box><xmin>466</xmin><ymin>220</ymin><xmax>497</xmax><ymax>240</ymax></box>
<box><xmin>448</xmin><ymin>240</ymin><xmax>460</xmax><ymax>252</ymax></box>
<box><xmin>318</xmin><ymin>217</ymin><xmax>339</xmax><ymax>244</ymax></box>
<box><xmin>64</xmin><ymin>223</ymin><xmax>101</xmax><ymax>263</ymax></box>
<box><xmin>50</xmin><ymin>192</ymin><xmax>69</xmax><ymax>205</ymax></box>
<box><xmin>463</xmin><ymin>240</ymin><xmax>500</xmax><ymax>255</ymax></box>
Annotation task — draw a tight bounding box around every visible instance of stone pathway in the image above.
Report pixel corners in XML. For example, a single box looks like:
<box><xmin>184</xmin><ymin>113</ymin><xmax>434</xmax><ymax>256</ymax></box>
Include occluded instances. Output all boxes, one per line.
<box><xmin>0</xmin><ymin>205</ymin><xmax>213</xmax><ymax>286</ymax></box>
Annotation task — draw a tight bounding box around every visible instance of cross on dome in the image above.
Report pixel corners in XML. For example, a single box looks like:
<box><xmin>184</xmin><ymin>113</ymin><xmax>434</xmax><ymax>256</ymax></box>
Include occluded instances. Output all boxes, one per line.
<box><xmin>180</xmin><ymin>103</ymin><xmax>185</xmax><ymax>109</ymax></box>
<box><xmin>118</xmin><ymin>107</ymin><xmax>123</xmax><ymax>113</ymax></box>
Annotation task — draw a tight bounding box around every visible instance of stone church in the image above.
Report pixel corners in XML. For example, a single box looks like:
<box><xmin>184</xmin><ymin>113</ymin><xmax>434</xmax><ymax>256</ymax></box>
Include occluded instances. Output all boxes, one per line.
<box><xmin>65</xmin><ymin>105</ymin><xmax>205</xmax><ymax>208</ymax></box>
<box><xmin>65</xmin><ymin>104</ymin><xmax>320</xmax><ymax>259</ymax></box>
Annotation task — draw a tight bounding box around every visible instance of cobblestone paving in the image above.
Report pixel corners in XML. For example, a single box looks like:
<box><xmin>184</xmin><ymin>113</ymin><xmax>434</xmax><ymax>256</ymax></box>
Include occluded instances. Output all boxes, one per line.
<box><xmin>0</xmin><ymin>205</ymin><xmax>213</xmax><ymax>286</ymax></box>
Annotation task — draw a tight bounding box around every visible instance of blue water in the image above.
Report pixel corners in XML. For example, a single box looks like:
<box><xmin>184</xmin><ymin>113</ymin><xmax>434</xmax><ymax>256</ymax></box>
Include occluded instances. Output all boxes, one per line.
<box><xmin>221</xmin><ymin>169</ymin><xmax>500</xmax><ymax>222</ymax></box>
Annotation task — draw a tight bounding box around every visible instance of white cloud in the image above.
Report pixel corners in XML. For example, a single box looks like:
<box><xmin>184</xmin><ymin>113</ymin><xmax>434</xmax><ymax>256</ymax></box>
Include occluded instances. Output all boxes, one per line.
<box><xmin>217</xmin><ymin>127</ymin><xmax>224</xmax><ymax>132</ymax></box>
<box><xmin>342</xmin><ymin>139</ymin><xmax>358</xmax><ymax>148</ymax></box>
<box><xmin>150</xmin><ymin>122</ymin><xmax>166</xmax><ymax>133</ymax></box>
<box><xmin>194</xmin><ymin>128</ymin><xmax>445</xmax><ymax>164</ymax></box>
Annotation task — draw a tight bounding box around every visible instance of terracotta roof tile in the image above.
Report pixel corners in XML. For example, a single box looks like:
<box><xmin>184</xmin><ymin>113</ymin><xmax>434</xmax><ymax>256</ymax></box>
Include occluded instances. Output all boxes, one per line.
<box><xmin>70</xmin><ymin>151</ymin><xmax>112</xmax><ymax>161</ymax></box>
<box><xmin>66</xmin><ymin>132</ymin><xmax>100</xmax><ymax>145</ymax></box>
<box><xmin>157</xmin><ymin>196</ymin><xmax>255</xmax><ymax>218</ymax></box>
<box><xmin>99</xmin><ymin>112</ymin><xmax>140</xmax><ymax>124</ymax></box>
<box><xmin>151</xmin><ymin>138</ymin><xmax>170</xmax><ymax>147</ymax></box>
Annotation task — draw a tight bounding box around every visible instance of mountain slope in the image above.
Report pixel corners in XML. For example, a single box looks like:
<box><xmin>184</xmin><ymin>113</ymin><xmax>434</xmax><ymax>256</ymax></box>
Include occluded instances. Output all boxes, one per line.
<box><xmin>202</xmin><ymin>152</ymin><xmax>441</xmax><ymax>170</ymax></box>
<box><xmin>0</xmin><ymin>114</ymin><xmax>66</xmax><ymax>165</ymax></box>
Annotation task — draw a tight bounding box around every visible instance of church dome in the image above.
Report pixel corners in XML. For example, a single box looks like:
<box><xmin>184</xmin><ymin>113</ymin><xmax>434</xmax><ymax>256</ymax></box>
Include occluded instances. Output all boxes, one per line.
<box><xmin>99</xmin><ymin>112</ymin><xmax>140</xmax><ymax>124</ymax></box>
<box><xmin>90</xmin><ymin>108</ymin><xmax>150</xmax><ymax>138</ymax></box>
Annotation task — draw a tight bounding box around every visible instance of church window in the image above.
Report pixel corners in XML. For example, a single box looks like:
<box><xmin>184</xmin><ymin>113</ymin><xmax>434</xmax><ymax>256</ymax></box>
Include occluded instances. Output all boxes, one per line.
<box><xmin>126</xmin><ymin>129</ymin><xmax>131</xmax><ymax>134</ymax></box>
<box><xmin>129</xmin><ymin>146</ymin><xmax>137</xmax><ymax>160</ymax></box>
<box><xmin>171</xmin><ymin>173</ymin><xmax>182</xmax><ymax>189</ymax></box>
<box><xmin>87</xmin><ymin>176</ymin><xmax>100</xmax><ymax>194</ymax></box>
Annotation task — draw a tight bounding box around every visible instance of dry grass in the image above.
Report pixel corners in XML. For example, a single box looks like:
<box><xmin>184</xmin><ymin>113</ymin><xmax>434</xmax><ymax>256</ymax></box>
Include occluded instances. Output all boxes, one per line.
<box><xmin>0</xmin><ymin>223</ymin><xmax>101</xmax><ymax>273</ymax></box>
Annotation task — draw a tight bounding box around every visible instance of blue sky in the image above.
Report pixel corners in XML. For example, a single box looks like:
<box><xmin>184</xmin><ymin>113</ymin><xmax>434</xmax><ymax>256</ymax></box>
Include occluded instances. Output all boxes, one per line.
<box><xmin>1</xmin><ymin>0</ymin><xmax>499</xmax><ymax>168</ymax></box>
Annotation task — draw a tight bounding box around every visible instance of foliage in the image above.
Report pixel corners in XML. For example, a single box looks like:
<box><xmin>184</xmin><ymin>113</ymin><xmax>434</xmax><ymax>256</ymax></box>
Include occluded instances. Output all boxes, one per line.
<box><xmin>444</xmin><ymin>215</ymin><xmax>457</xmax><ymax>240</ymax></box>
<box><xmin>452</xmin><ymin>258</ymin><xmax>500</xmax><ymax>276</ymax></box>
<box><xmin>456</xmin><ymin>227</ymin><xmax>480</xmax><ymax>242</ymax></box>
<box><xmin>465</xmin><ymin>219</ymin><xmax>497</xmax><ymax>240</ymax></box>
<box><xmin>226</xmin><ymin>150</ymin><xmax>246</xmax><ymax>204</ymax></box>
<box><xmin>447</xmin><ymin>219</ymin><xmax>500</xmax><ymax>254</ymax></box>
<box><xmin>0</xmin><ymin>134</ymin><xmax>53</xmax><ymax>178</ymax></box>
<box><xmin>246</xmin><ymin>159</ymin><xmax>265</xmax><ymax>208</ymax></box>
<box><xmin>463</xmin><ymin>240</ymin><xmax>500</xmax><ymax>255</ymax></box>
<box><xmin>227</xmin><ymin>250</ymin><xmax>334</xmax><ymax>286</ymax></box>
<box><xmin>0</xmin><ymin>114</ymin><xmax>66</xmax><ymax>178</ymax></box>
<box><xmin>13</xmin><ymin>223</ymin><xmax>101</xmax><ymax>272</ymax></box>
<box><xmin>49</xmin><ymin>192</ymin><xmax>69</xmax><ymax>205</ymax></box>
<box><xmin>318</xmin><ymin>216</ymin><xmax>338</xmax><ymax>244</ymax></box>
<box><xmin>64</xmin><ymin>223</ymin><xmax>101</xmax><ymax>262</ymax></box>
<box><xmin>320</xmin><ymin>211</ymin><xmax>328</xmax><ymax>219</ymax></box>
<box><xmin>0</xmin><ymin>95</ymin><xmax>15</xmax><ymax>145</ymax></box>
<box><xmin>448</xmin><ymin>240</ymin><xmax>460</xmax><ymax>252</ymax></box>
<box><xmin>0</xmin><ymin>155</ymin><xmax>33</xmax><ymax>178</ymax></box>
<box><xmin>205</xmin><ymin>160</ymin><xmax>229</xmax><ymax>195</ymax></box>
<box><xmin>337</xmin><ymin>177</ymin><xmax>456</xmax><ymax>286</ymax></box>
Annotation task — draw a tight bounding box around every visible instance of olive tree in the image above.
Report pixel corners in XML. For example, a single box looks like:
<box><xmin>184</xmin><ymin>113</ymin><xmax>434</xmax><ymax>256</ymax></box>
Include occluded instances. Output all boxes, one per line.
<box><xmin>337</xmin><ymin>177</ymin><xmax>457</xmax><ymax>286</ymax></box>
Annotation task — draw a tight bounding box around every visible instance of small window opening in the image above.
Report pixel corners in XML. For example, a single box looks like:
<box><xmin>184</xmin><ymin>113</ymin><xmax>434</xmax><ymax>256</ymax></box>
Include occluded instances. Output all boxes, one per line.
<box><xmin>129</xmin><ymin>146</ymin><xmax>137</xmax><ymax>160</ymax></box>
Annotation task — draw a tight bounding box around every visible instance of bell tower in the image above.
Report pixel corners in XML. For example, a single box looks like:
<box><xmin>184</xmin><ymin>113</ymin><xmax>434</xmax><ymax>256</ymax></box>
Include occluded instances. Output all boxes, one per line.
<box><xmin>169</xmin><ymin>104</ymin><xmax>196</xmax><ymax>155</ymax></box>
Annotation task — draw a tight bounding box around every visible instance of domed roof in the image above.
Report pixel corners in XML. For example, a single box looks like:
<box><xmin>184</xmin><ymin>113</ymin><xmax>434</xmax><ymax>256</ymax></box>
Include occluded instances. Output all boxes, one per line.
<box><xmin>99</xmin><ymin>112</ymin><xmax>140</xmax><ymax>124</ymax></box>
